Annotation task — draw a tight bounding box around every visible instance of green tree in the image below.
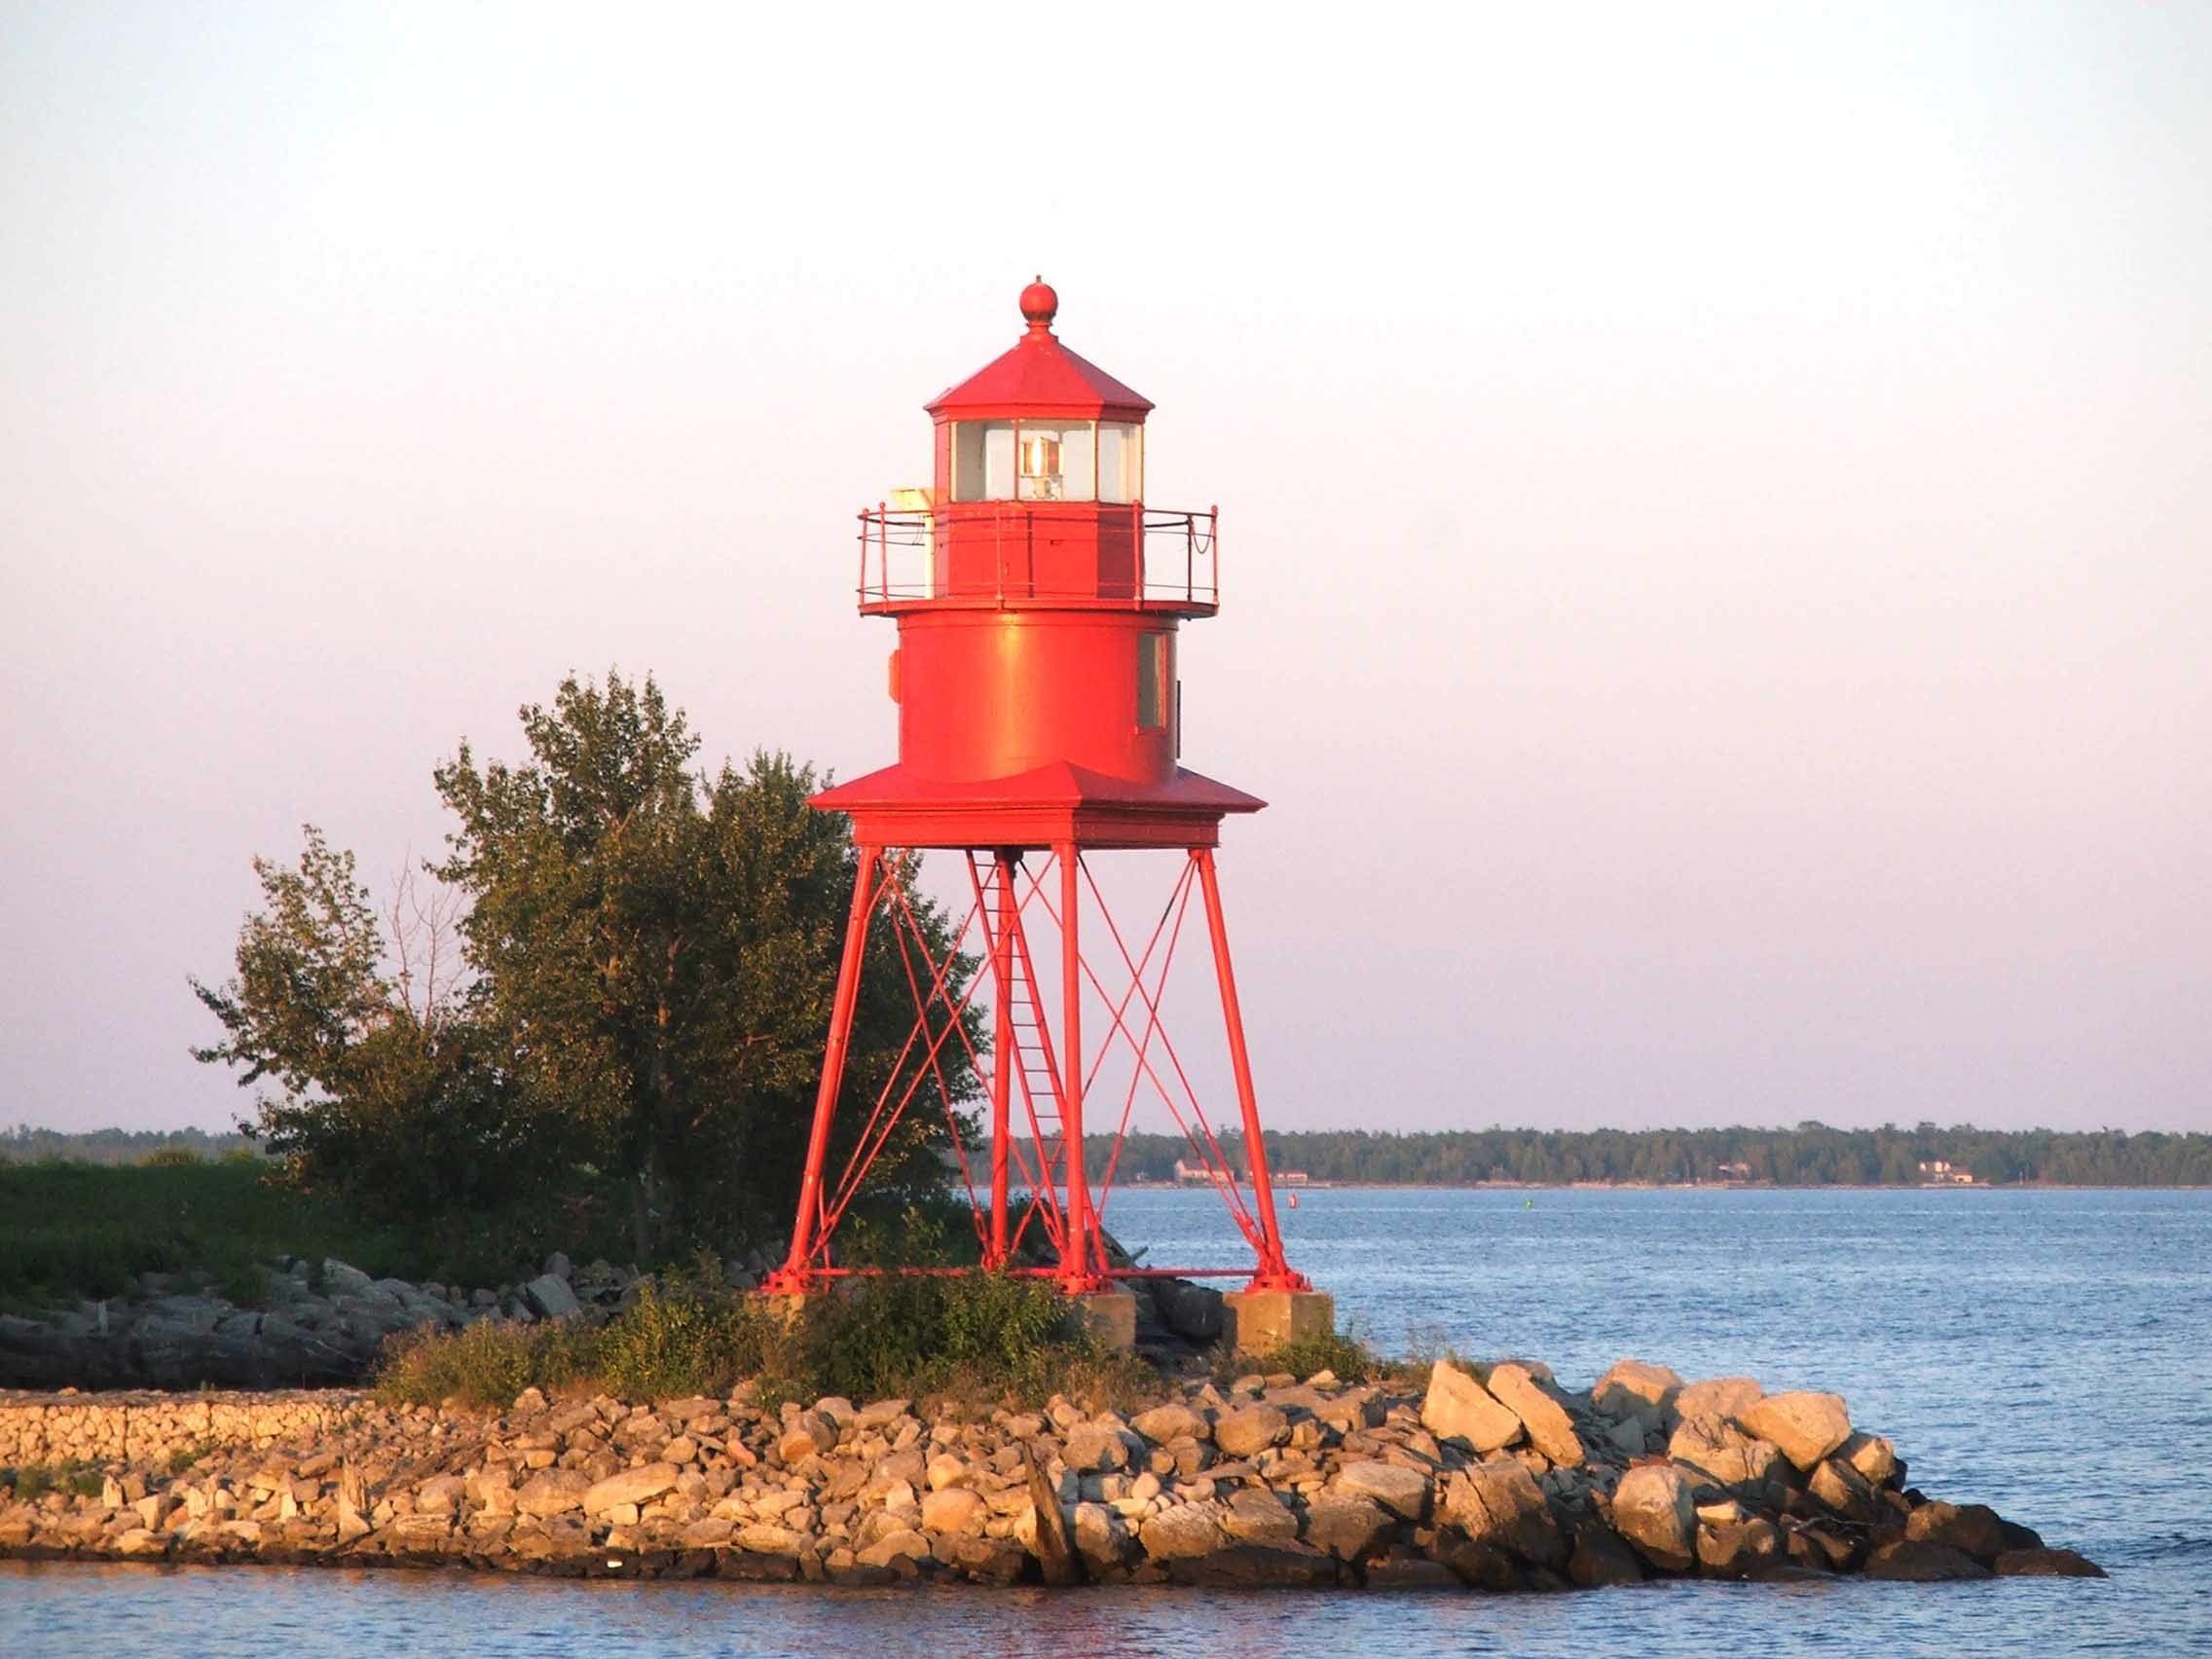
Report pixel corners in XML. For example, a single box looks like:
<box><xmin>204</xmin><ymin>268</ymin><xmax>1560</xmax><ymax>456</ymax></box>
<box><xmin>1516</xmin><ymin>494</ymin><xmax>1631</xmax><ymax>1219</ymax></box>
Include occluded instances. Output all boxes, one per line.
<box><xmin>431</xmin><ymin>670</ymin><xmax>977</xmax><ymax>1259</ymax></box>
<box><xmin>189</xmin><ymin>830</ymin><xmax>554</xmax><ymax>1245</ymax></box>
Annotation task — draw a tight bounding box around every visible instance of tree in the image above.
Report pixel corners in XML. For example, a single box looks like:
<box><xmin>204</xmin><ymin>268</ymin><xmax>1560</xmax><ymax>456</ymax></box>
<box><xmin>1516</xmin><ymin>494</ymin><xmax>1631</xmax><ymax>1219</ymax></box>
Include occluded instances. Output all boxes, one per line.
<box><xmin>190</xmin><ymin>830</ymin><xmax>555</xmax><ymax>1243</ymax></box>
<box><xmin>431</xmin><ymin>670</ymin><xmax>977</xmax><ymax>1259</ymax></box>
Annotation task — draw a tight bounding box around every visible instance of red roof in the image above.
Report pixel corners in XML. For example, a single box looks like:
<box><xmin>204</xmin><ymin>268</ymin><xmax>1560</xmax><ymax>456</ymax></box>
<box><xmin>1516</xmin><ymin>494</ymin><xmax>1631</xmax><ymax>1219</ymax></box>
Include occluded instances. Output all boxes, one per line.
<box><xmin>925</xmin><ymin>280</ymin><xmax>1153</xmax><ymax>422</ymax></box>
<box><xmin>811</xmin><ymin>760</ymin><xmax>1261</xmax><ymax>816</ymax></box>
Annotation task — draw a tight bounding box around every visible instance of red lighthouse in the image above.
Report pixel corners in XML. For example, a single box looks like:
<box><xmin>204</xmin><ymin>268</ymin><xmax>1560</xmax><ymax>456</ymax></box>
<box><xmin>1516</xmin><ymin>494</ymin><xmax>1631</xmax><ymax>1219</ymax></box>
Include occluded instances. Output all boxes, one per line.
<box><xmin>766</xmin><ymin>281</ymin><xmax>1327</xmax><ymax>1349</ymax></box>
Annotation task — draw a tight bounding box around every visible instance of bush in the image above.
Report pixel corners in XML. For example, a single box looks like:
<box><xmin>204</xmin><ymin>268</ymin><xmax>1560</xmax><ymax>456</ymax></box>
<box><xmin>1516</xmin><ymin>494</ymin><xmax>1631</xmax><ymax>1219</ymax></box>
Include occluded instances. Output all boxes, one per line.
<box><xmin>377</xmin><ymin>1267</ymin><xmax>1160</xmax><ymax>1413</ymax></box>
<box><xmin>138</xmin><ymin>1147</ymin><xmax>205</xmax><ymax>1168</ymax></box>
<box><xmin>2</xmin><ymin>1461</ymin><xmax>101</xmax><ymax>1501</ymax></box>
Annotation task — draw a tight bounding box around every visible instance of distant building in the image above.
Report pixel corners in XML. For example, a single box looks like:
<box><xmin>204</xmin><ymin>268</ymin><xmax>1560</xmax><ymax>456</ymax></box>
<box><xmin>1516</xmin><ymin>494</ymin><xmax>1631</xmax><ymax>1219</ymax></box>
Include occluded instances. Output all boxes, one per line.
<box><xmin>1919</xmin><ymin>1160</ymin><xmax>1976</xmax><ymax>1185</ymax></box>
<box><xmin>1712</xmin><ymin>1161</ymin><xmax>1752</xmax><ymax>1183</ymax></box>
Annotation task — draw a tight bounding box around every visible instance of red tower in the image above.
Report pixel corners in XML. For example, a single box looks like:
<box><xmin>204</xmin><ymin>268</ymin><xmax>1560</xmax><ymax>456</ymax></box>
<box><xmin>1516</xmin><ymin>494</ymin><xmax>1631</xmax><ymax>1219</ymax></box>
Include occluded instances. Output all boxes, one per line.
<box><xmin>766</xmin><ymin>281</ymin><xmax>1323</xmax><ymax>1344</ymax></box>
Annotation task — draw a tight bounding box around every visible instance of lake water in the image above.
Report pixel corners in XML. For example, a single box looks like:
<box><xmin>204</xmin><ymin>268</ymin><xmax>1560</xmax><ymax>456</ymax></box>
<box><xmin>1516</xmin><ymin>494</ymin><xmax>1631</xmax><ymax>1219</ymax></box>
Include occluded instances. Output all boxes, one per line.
<box><xmin>5</xmin><ymin>1186</ymin><xmax>2208</xmax><ymax>1656</ymax></box>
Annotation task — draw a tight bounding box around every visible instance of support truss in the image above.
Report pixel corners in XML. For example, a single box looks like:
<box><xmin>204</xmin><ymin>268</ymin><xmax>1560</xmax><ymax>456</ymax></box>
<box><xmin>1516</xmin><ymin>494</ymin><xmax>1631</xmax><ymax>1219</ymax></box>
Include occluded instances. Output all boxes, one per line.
<box><xmin>763</xmin><ymin>844</ymin><xmax>1309</xmax><ymax>1296</ymax></box>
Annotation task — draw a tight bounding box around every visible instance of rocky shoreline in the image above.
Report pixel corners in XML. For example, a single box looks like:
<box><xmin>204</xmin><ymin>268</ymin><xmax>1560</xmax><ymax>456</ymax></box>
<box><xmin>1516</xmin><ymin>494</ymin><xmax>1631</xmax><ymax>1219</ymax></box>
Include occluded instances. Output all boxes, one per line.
<box><xmin>0</xmin><ymin>1358</ymin><xmax>2103</xmax><ymax>1589</ymax></box>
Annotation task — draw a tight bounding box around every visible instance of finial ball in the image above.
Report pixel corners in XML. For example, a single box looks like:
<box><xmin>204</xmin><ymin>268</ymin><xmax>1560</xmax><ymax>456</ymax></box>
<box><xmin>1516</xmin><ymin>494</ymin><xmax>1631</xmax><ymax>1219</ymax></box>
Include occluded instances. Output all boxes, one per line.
<box><xmin>1019</xmin><ymin>277</ymin><xmax>1058</xmax><ymax>326</ymax></box>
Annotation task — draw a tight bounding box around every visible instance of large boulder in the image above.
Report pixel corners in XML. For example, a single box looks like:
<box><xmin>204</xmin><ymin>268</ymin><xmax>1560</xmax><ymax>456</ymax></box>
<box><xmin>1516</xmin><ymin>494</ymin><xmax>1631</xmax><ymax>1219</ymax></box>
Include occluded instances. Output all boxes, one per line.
<box><xmin>1420</xmin><ymin>1360</ymin><xmax>1524</xmax><ymax>1454</ymax></box>
<box><xmin>1675</xmin><ymin>1376</ymin><xmax>1763</xmax><ymax>1422</ymax></box>
<box><xmin>1138</xmin><ymin>1501</ymin><xmax>1227</xmax><ymax>1561</ymax></box>
<box><xmin>1593</xmin><ymin>1359</ymin><xmax>1682</xmax><ymax>1427</ymax></box>
<box><xmin>1330</xmin><ymin>1460</ymin><xmax>1430</xmax><ymax>1522</ymax></box>
<box><xmin>1567</xmin><ymin>1525</ymin><xmax>1646</xmax><ymax>1587</ymax></box>
<box><xmin>522</xmin><ymin>1274</ymin><xmax>581</xmax><ymax>1320</ymax></box>
<box><xmin>1996</xmin><ymin>1548</ymin><xmax>2106</xmax><ymax>1577</ymax></box>
<box><xmin>1221</xmin><ymin>1486</ymin><xmax>1299</xmax><ymax>1544</ymax></box>
<box><xmin>1130</xmin><ymin>1402</ymin><xmax>1210</xmax><ymax>1445</ymax></box>
<box><xmin>1157</xmin><ymin>1282</ymin><xmax>1225</xmax><ymax>1343</ymax></box>
<box><xmin>1667</xmin><ymin>1415</ymin><xmax>1782</xmax><ymax>1496</ymax></box>
<box><xmin>1440</xmin><ymin>1457</ymin><xmax>1565</xmax><ymax>1567</ymax></box>
<box><xmin>1487</xmin><ymin>1362</ymin><xmax>1585</xmax><ymax>1467</ymax></box>
<box><xmin>1062</xmin><ymin>1425</ymin><xmax>1129</xmax><ymax>1473</ymax></box>
<box><xmin>1695</xmin><ymin>1517</ymin><xmax>1783</xmax><ymax>1576</ymax></box>
<box><xmin>1213</xmin><ymin>1405</ymin><xmax>1289</xmax><ymax>1458</ymax></box>
<box><xmin>1300</xmin><ymin>1493</ymin><xmax>1393</xmax><ymax>1561</ymax></box>
<box><xmin>1609</xmin><ymin>1463</ymin><xmax>1697</xmax><ymax>1571</ymax></box>
<box><xmin>1737</xmin><ymin>1391</ymin><xmax>1851</xmax><ymax>1472</ymax></box>
<box><xmin>1905</xmin><ymin>1500</ymin><xmax>2009</xmax><ymax>1563</ymax></box>
<box><xmin>919</xmin><ymin>1488</ymin><xmax>987</xmax><ymax>1535</ymax></box>
<box><xmin>583</xmin><ymin>1462</ymin><xmax>679</xmax><ymax>1516</ymax></box>
<box><xmin>1840</xmin><ymin>1431</ymin><xmax>1899</xmax><ymax>1487</ymax></box>
<box><xmin>1866</xmin><ymin>1538</ymin><xmax>1993</xmax><ymax>1581</ymax></box>
<box><xmin>515</xmin><ymin>1469</ymin><xmax>592</xmax><ymax>1518</ymax></box>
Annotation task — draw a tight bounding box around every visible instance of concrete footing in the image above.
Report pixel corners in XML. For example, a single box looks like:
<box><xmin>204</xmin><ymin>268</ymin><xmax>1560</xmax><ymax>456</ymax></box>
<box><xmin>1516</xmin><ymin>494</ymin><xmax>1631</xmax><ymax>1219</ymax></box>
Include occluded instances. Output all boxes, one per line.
<box><xmin>1222</xmin><ymin>1289</ymin><xmax>1336</xmax><ymax>1356</ymax></box>
<box><xmin>1067</xmin><ymin>1291</ymin><xmax>1138</xmax><ymax>1350</ymax></box>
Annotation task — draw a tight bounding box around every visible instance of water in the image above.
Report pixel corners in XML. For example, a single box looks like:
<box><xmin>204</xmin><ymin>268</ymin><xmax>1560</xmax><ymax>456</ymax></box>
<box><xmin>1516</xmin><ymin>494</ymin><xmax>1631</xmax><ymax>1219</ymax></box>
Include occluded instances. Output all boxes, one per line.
<box><xmin>5</xmin><ymin>1187</ymin><xmax>2208</xmax><ymax>1656</ymax></box>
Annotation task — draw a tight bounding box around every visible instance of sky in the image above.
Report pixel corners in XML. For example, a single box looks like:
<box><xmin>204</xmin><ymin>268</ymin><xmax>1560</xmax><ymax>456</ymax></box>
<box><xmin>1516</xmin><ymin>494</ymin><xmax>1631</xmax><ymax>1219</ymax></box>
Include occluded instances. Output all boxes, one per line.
<box><xmin>2</xmin><ymin>2</ymin><xmax>2206</xmax><ymax>1139</ymax></box>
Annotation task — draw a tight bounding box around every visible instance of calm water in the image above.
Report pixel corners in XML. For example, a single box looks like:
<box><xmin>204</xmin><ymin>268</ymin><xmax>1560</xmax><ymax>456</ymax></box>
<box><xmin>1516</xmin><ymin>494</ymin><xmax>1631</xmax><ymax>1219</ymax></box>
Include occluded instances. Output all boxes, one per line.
<box><xmin>6</xmin><ymin>1187</ymin><xmax>2208</xmax><ymax>1656</ymax></box>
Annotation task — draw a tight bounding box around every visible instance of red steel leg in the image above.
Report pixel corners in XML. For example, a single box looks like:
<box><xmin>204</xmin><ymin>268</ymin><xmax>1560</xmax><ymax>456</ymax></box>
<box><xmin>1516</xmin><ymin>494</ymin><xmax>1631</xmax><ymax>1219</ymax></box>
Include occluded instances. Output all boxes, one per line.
<box><xmin>988</xmin><ymin>852</ymin><xmax>1016</xmax><ymax>1267</ymax></box>
<box><xmin>1195</xmin><ymin>847</ymin><xmax>1305</xmax><ymax>1292</ymax></box>
<box><xmin>1057</xmin><ymin>843</ymin><xmax>1100</xmax><ymax>1291</ymax></box>
<box><xmin>765</xmin><ymin>847</ymin><xmax>880</xmax><ymax>1293</ymax></box>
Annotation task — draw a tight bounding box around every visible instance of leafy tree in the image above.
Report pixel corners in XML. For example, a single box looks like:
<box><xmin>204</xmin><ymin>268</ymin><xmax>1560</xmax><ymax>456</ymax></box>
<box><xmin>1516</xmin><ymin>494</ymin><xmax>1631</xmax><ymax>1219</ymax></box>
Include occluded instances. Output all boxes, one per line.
<box><xmin>189</xmin><ymin>830</ymin><xmax>555</xmax><ymax>1245</ymax></box>
<box><xmin>430</xmin><ymin>671</ymin><xmax>977</xmax><ymax>1259</ymax></box>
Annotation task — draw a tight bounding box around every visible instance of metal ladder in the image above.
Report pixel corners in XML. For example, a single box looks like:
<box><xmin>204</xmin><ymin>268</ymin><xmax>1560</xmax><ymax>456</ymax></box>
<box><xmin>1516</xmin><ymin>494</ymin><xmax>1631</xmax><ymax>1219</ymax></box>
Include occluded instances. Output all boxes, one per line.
<box><xmin>974</xmin><ymin>855</ymin><xmax>1069</xmax><ymax>1251</ymax></box>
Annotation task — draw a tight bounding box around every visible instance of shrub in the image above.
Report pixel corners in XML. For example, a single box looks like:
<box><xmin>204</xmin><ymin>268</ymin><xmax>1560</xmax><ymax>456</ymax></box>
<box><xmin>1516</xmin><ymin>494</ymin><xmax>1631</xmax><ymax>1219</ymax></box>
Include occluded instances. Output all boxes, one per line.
<box><xmin>376</xmin><ymin>1265</ymin><xmax>1161</xmax><ymax>1413</ymax></box>
<box><xmin>138</xmin><ymin>1147</ymin><xmax>205</xmax><ymax>1168</ymax></box>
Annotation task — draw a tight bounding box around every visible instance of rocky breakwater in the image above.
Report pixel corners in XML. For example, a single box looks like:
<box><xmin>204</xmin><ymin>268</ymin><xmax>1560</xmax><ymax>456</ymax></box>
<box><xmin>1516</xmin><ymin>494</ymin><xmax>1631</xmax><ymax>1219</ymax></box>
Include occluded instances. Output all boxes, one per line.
<box><xmin>0</xmin><ymin>1251</ymin><xmax>684</xmax><ymax>1390</ymax></box>
<box><xmin>0</xmin><ymin>1356</ymin><xmax>2103</xmax><ymax>1588</ymax></box>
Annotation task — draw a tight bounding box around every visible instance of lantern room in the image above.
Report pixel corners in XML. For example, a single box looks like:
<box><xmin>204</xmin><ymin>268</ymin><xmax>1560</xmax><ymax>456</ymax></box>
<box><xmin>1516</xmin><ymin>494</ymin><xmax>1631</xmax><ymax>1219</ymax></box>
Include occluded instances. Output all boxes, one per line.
<box><xmin>857</xmin><ymin>279</ymin><xmax>1215</xmax><ymax>615</ymax></box>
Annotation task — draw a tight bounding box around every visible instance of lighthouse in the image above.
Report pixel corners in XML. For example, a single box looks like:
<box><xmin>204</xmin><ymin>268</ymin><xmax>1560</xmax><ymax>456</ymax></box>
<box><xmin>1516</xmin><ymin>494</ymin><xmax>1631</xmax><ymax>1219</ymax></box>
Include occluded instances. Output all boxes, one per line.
<box><xmin>764</xmin><ymin>280</ymin><xmax>1328</xmax><ymax>1351</ymax></box>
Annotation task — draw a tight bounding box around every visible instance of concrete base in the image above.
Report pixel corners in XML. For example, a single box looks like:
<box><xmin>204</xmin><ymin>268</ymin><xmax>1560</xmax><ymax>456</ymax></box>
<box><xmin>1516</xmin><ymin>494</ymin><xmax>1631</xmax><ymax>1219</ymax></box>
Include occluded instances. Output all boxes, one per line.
<box><xmin>759</xmin><ymin>1292</ymin><xmax>814</xmax><ymax>1328</ymax></box>
<box><xmin>1067</xmin><ymin>1290</ymin><xmax>1138</xmax><ymax>1350</ymax></box>
<box><xmin>1222</xmin><ymin>1289</ymin><xmax>1336</xmax><ymax>1357</ymax></box>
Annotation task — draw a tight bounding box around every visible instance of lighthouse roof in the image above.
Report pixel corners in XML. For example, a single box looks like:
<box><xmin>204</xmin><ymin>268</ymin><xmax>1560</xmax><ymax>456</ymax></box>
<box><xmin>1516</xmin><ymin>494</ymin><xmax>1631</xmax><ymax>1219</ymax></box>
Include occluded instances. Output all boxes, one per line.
<box><xmin>925</xmin><ymin>279</ymin><xmax>1154</xmax><ymax>422</ymax></box>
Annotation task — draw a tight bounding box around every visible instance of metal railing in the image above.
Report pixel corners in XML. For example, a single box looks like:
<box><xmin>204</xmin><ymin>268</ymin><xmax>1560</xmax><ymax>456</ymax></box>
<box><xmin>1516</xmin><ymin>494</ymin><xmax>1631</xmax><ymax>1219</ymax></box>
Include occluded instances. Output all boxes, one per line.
<box><xmin>855</xmin><ymin>501</ymin><xmax>1219</xmax><ymax>610</ymax></box>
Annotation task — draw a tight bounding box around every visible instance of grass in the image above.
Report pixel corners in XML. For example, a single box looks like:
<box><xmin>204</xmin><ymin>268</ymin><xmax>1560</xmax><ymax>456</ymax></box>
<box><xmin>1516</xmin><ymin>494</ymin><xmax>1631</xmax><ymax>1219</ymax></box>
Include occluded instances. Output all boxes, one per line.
<box><xmin>379</xmin><ymin>1264</ymin><xmax>1159</xmax><ymax>1414</ymax></box>
<box><xmin>0</xmin><ymin>1157</ymin><xmax>529</xmax><ymax>1314</ymax></box>
<box><xmin>1</xmin><ymin>1461</ymin><xmax>104</xmax><ymax>1501</ymax></box>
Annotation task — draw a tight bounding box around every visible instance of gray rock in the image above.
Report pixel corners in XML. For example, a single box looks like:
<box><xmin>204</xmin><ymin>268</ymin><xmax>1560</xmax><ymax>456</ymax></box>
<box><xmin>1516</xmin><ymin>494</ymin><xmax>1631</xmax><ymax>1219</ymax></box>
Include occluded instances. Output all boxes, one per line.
<box><xmin>1676</xmin><ymin>1376</ymin><xmax>1764</xmax><ymax>1421</ymax></box>
<box><xmin>1221</xmin><ymin>1486</ymin><xmax>1300</xmax><ymax>1544</ymax></box>
<box><xmin>1592</xmin><ymin>1358</ymin><xmax>1682</xmax><ymax>1425</ymax></box>
<box><xmin>1063</xmin><ymin>1425</ymin><xmax>1130</xmax><ymax>1473</ymax></box>
<box><xmin>1158</xmin><ymin>1282</ymin><xmax>1224</xmax><ymax>1342</ymax></box>
<box><xmin>1440</xmin><ymin>1458</ymin><xmax>1564</xmax><ymax>1567</ymax></box>
<box><xmin>1609</xmin><ymin>1463</ymin><xmax>1697</xmax><ymax>1571</ymax></box>
<box><xmin>1213</xmin><ymin>1405</ymin><xmax>1288</xmax><ymax>1458</ymax></box>
<box><xmin>1995</xmin><ymin>1548</ymin><xmax>2105</xmax><ymax>1577</ymax></box>
<box><xmin>1487</xmin><ymin>1362</ymin><xmax>1585</xmax><ymax>1467</ymax></box>
<box><xmin>1737</xmin><ymin>1391</ymin><xmax>1851</xmax><ymax>1472</ymax></box>
<box><xmin>583</xmin><ymin>1463</ymin><xmax>680</xmax><ymax>1516</ymax></box>
<box><xmin>319</xmin><ymin>1259</ymin><xmax>373</xmax><ymax>1295</ymax></box>
<box><xmin>1138</xmin><ymin>1501</ymin><xmax>1227</xmax><ymax>1561</ymax></box>
<box><xmin>522</xmin><ymin>1274</ymin><xmax>581</xmax><ymax>1320</ymax></box>
<box><xmin>544</xmin><ymin>1251</ymin><xmax>572</xmax><ymax>1281</ymax></box>
<box><xmin>1302</xmin><ymin>1493</ymin><xmax>1394</xmax><ymax>1562</ymax></box>
<box><xmin>1130</xmin><ymin>1402</ymin><xmax>1210</xmax><ymax>1444</ymax></box>
<box><xmin>1330</xmin><ymin>1459</ymin><xmax>1430</xmax><ymax>1522</ymax></box>
<box><xmin>1865</xmin><ymin>1538</ymin><xmax>1993</xmax><ymax>1581</ymax></box>
<box><xmin>1420</xmin><ymin>1359</ymin><xmax>1523</xmax><ymax>1454</ymax></box>
<box><xmin>1568</xmin><ymin>1525</ymin><xmax>1646</xmax><ymax>1586</ymax></box>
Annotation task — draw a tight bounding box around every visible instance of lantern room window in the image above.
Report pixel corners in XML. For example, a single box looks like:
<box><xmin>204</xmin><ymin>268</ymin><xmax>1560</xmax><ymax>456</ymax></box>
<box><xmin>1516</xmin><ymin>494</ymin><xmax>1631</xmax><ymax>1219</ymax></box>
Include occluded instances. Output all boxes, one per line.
<box><xmin>1098</xmin><ymin>422</ymin><xmax>1142</xmax><ymax>504</ymax></box>
<box><xmin>950</xmin><ymin>420</ymin><xmax>1131</xmax><ymax>502</ymax></box>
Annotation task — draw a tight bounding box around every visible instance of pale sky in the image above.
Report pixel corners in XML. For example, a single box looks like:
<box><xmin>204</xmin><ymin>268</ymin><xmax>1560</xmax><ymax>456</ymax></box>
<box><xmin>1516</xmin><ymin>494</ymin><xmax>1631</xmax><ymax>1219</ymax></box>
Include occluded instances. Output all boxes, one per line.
<box><xmin>3</xmin><ymin>2</ymin><xmax>2206</xmax><ymax>1137</ymax></box>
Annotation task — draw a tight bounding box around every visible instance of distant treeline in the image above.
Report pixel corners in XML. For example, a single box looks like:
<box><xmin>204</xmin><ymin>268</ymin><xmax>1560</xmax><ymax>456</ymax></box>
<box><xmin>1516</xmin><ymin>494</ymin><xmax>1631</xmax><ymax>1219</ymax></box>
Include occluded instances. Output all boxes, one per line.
<box><xmin>1051</xmin><ymin>1124</ymin><xmax>2212</xmax><ymax>1188</ymax></box>
<box><xmin>1</xmin><ymin>1124</ymin><xmax>260</xmax><ymax>1165</ymax></box>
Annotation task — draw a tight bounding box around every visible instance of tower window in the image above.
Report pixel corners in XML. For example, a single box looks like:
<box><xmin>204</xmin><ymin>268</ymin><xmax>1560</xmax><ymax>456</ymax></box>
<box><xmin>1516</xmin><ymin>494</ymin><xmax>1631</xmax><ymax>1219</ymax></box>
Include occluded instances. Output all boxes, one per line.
<box><xmin>1136</xmin><ymin>632</ymin><xmax>1168</xmax><ymax>731</ymax></box>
